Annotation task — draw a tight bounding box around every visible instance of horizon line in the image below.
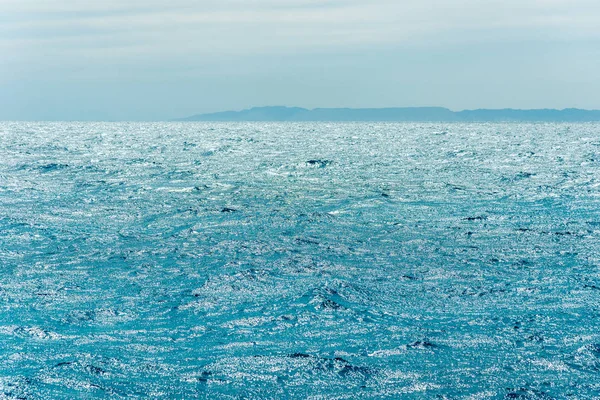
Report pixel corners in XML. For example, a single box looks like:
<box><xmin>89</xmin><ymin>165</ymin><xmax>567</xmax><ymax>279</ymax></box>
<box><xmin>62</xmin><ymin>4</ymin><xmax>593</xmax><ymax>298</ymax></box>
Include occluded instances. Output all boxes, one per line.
<box><xmin>3</xmin><ymin>106</ymin><xmax>600</xmax><ymax>123</ymax></box>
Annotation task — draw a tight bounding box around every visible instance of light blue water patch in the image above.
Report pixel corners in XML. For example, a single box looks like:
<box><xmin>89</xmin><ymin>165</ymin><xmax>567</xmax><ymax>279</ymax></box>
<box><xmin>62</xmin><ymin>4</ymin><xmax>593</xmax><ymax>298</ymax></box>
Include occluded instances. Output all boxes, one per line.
<box><xmin>0</xmin><ymin>122</ymin><xmax>599</xmax><ymax>399</ymax></box>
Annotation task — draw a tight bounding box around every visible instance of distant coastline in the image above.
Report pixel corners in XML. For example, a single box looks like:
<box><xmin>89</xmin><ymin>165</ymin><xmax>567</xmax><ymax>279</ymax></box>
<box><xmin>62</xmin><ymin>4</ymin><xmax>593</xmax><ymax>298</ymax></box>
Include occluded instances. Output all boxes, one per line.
<box><xmin>175</xmin><ymin>106</ymin><xmax>600</xmax><ymax>122</ymax></box>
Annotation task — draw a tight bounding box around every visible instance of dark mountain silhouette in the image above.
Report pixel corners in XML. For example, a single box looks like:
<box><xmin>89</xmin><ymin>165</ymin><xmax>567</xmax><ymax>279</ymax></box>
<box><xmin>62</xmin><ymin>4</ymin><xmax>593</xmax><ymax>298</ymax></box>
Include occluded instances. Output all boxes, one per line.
<box><xmin>176</xmin><ymin>106</ymin><xmax>600</xmax><ymax>122</ymax></box>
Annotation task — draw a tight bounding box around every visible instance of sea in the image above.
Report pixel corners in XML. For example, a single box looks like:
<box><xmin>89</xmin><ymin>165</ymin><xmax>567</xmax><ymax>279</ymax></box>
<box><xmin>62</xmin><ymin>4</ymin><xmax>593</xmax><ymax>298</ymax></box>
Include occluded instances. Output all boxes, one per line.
<box><xmin>1</xmin><ymin>122</ymin><xmax>599</xmax><ymax>399</ymax></box>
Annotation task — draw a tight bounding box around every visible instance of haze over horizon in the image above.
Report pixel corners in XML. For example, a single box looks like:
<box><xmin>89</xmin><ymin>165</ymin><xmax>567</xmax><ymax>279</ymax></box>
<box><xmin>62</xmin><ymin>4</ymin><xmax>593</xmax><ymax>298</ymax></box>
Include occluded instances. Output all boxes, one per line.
<box><xmin>2</xmin><ymin>0</ymin><xmax>599</xmax><ymax>121</ymax></box>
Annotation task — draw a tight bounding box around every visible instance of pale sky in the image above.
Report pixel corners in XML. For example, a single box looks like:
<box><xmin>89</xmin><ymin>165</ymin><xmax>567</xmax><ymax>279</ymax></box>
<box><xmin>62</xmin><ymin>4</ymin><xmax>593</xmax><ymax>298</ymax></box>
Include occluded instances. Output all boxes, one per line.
<box><xmin>1</xmin><ymin>0</ymin><xmax>599</xmax><ymax>120</ymax></box>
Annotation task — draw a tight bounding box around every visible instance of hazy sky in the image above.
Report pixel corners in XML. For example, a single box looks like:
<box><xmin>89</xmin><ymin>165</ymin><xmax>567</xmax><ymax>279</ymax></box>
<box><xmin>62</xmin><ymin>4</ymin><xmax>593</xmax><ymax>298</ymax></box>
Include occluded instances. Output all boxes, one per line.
<box><xmin>1</xmin><ymin>0</ymin><xmax>599</xmax><ymax>120</ymax></box>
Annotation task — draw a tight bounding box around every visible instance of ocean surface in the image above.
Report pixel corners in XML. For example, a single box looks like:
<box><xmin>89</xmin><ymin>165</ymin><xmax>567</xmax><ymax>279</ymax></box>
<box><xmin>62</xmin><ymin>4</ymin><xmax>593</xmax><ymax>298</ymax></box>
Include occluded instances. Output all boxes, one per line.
<box><xmin>1</xmin><ymin>122</ymin><xmax>599</xmax><ymax>399</ymax></box>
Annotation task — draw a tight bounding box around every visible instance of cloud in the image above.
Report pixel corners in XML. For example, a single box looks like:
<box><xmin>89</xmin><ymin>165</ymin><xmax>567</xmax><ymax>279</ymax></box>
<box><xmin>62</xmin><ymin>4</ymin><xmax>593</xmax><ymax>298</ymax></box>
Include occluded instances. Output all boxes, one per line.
<box><xmin>2</xmin><ymin>0</ymin><xmax>599</xmax><ymax>73</ymax></box>
<box><xmin>1</xmin><ymin>0</ymin><xmax>596</xmax><ymax>80</ymax></box>
<box><xmin>3</xmin><ymin>0</ymin><xmax>599</xmax><ymax>54</ymax></box>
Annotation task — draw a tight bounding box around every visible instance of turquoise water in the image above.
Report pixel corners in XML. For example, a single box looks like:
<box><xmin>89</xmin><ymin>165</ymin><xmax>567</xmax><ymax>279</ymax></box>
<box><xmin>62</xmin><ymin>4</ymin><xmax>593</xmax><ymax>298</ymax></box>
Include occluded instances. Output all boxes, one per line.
<box><xmin>1</xmin><ymin>122</ymin><xmax>599</xmax><ymax>399</ymax></box>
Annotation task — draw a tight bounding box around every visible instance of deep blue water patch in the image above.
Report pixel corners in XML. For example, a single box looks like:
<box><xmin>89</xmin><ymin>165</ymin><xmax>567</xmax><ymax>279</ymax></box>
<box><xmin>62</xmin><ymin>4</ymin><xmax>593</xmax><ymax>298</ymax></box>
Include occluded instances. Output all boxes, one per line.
<box><xmin>0</xmin><ymin>122</ymin><xmax>599</xmax><ymax>398</ymax></box>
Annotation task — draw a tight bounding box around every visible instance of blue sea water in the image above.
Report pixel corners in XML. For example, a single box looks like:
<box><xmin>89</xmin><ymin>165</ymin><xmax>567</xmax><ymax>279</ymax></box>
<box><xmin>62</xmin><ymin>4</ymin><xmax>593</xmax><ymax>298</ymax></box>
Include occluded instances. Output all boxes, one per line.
<box><xmin>0</xmin><ymin>122</ymin><xmax>599</xmax><ymax>399</ymax></box>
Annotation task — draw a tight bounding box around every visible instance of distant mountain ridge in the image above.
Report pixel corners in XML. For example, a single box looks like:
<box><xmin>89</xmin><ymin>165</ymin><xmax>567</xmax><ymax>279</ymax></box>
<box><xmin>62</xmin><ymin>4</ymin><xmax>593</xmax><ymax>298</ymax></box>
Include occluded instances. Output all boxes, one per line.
<box><xmin>176</xmin><ymin>106</ymin><xmax>600</xmax><ymax>122</ymax></box>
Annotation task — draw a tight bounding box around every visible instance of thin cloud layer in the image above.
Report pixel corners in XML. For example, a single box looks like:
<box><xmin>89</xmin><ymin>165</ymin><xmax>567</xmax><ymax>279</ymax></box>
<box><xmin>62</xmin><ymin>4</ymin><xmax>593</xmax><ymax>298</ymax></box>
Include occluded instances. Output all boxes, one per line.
<box><xmin>3</xmin><ymin>0</ymin><xmax>600</xmax><ymax>51</ymax></box>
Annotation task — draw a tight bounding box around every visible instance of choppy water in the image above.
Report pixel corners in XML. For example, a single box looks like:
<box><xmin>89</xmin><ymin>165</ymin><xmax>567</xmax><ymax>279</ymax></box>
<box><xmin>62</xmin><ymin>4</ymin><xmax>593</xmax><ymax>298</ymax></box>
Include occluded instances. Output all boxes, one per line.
<box><xmin>1</xmin><ymin>122</ymin><xmax>600</xmax><ymax>399</ymax></box>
